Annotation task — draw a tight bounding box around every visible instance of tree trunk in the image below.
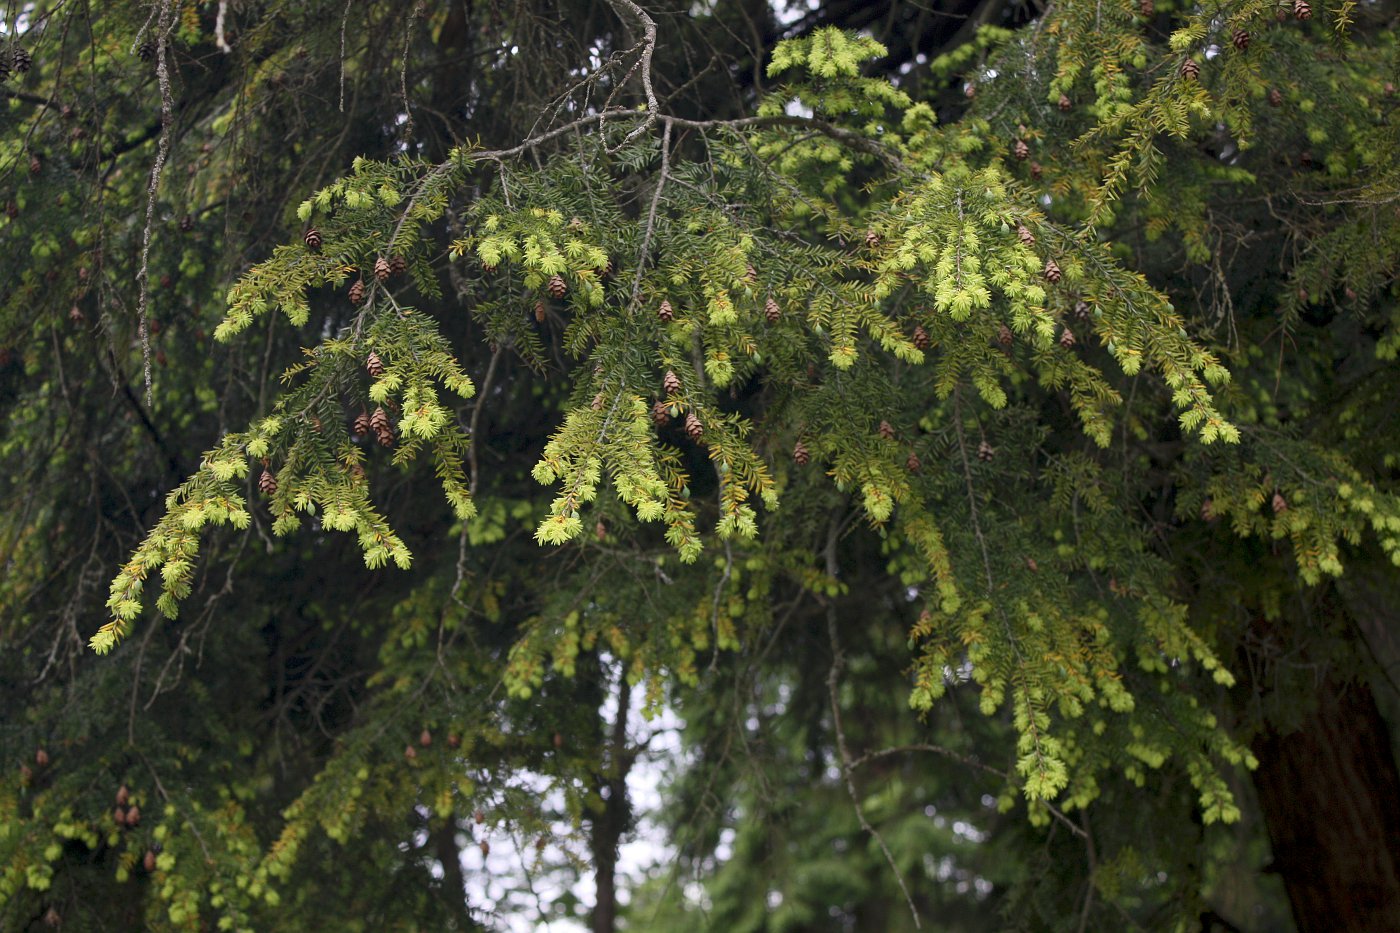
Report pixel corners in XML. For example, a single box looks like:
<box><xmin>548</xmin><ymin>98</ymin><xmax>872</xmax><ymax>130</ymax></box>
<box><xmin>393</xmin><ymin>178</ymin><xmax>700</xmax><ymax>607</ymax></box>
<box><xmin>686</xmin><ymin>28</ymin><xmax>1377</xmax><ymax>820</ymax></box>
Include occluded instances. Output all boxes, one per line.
<box><xmin>591</xmin><ymin>676</ymin><xmax>633</xmax><ymax>933</ymax></box>
<box><xmin>1250</xmin><ymin>670</ymin><xmax>1400</xmax><ymax>932</ymax></box>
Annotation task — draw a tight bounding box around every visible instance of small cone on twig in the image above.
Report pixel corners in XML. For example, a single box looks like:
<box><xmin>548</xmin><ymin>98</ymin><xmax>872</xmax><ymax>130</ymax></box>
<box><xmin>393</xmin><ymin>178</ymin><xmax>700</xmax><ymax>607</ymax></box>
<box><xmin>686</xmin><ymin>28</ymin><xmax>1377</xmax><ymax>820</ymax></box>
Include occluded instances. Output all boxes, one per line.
<box><xmin>547</xmin><ymin>274</ymin><xmax>567</xmax><ymax>298</ymax></box>
<box><xmin>1060</xmin><ymin>326</ymin><xmax>1076</xmax><ymax>348</ymax></box>
<box><xmin>793</xmin><ymin>441</ymin><xmax>810</xmax><ymax>465</ymax></box>
<box><xmin>657</xmin><ymin>299</ymin><xmax>674</xmax><ymax>322</ymax></box>
<box><xmin>1269</xmin><ymin>88</ymin><xmax>1283</xmax><ymax>107</ymax></box>
<box><xmin>764</xmin><ymin>296</ymin><xmax>781</xmax><ymax>323</ymax></box>
<box><xmin>1272</xmin><ymin>492</ymin><xmax>1288</xmax><ymax>513</ymax></box>
<box><xmin>663</xmin><ymin>370</ymin><xmax>681</xmax><ymax>396</ymax></box>
<box><xmin>652</xmin><ymin>400</ymin><xmax>671</xmax><ymax>427</ymax></box>
<box><xmin>1058</xmin><ymin>93</ymin><xmax>1071</xmax><ymax>111</ymax></box>
<box><xmin>1044</xmin><ymin>259</ymin><xmax>1063</xmax><ymax>283</ymax></box>
<box><xmin>389</xmin><ymin>255</ymin><xmax>407</xmax><ymax>276</ymax></box>
<box><xmin>684</xmin><ymin>412</ymin><xmax>703</xmax><ymax>442</ymax></box>
<box><xmin>303</xmin><ymin>228</ymin><xmax>322</xmax><ymax>250</ymax></box>
<box><xmin>1029</xmin><ymin>161</ymin><xmax>1043</xmax><ymax>180</ymax></box>
<box><xmin>144</xmin><ymin>850</ymin><xmax>157</xmax><ymax>873</ymax></box>
<box><xmin>913</xmin><ymin>325</ymin><xmax>930</xmax><ymax>351</ymax></box>
<box><xmin>1013</xmin><ymin>139</ymin><xmax>1029</xmax><ymax>160</ymax></box>
<box><xmin>879</xmin><ymin>420</ymin><xmax>896</xmax><ymax>440</ymax></box>
<box><xmin>419</xmin><ymin>729</ymin><xmax>432</xmax><ymax>748</ymax></box>
<box><xmin>349</xmin><ymin>280</ymin><xmax>366</xmax><ymax>303</ymax></box>
<box><xmin>1232</xmin><ymin>29</ymin><xmax>1250</xmax><ymax>51</ymax></box>
<box><xmin>998</xmin><ymin>323</ymin><xmax>1014</xmax><ymax>346</ymax></box>
<box><xmin>906</xmin><ymin>451</ymin><xmax>921</xmax><ymax>473</ymax></box>
<box><xmin>35</xmin><ymin>748</ymin><xmax>49</xmax><ymax>768</ymax></box>
<box><xmin>1294</xmin><ymin>0</ymin><xmax>1311</xmax><ymax>19</ymax></box>
<box><xmin>865</xmin><ymin>230</ymin><xmax>881</xmax><ymax>248</ymax></box>
<box><xmin>534</xmin><ymin>300</ymin><xmax>546</xmax><ymax>323</ymax></box>
<box><xmin>353</xmin><ymin>411</ymin><xmax>371</xmax><ymax>436</ymax></box>
<box><xmin>374</xmin><ymin>257</ymin><xmax>391</xmax><ymax>282</ymax></box>
<box><xmin>258</xmin><ymin>469</ymin><xmax>278</xmax><ymax>496</ymax></box>
<box><xmin>977</xmin><ymin>440</ymin><xmax>995</xmax><ymax>462</ymax></box>
<box><xmin>1017</xmin><ymin>224</ymin><xmax>1035</xmax><ymax>246</ymax></box>
<box><xmin>1181</xmin><ymin>58</ymin><xmax>1200</xmax><ymax>80</ymax></box>
<box><xmin>366</xmin><ymin>351</ymin><xmax>385</xmax><ymax>377</ymax></box>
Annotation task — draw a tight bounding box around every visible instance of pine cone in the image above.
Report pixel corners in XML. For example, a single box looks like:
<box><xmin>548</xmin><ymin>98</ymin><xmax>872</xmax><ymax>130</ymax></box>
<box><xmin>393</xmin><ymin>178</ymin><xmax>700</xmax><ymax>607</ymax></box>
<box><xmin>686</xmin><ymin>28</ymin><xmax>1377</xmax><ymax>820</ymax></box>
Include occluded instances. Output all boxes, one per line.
<box><xmin>13</xmin><ymin>47</ymin><xmax>31</xmax><ymax>73</ymax></box>
<box><xmin>1013</xmin><ymin>138</ymin><xmax>1030</xmax><ymax>160</ymax></box>
<box><xmin>658</xmin><ymin>299</ymin><xmax>674</xmax><ymax>322</ymax></box>
<box><xmin>1200</xmin><ymin>498</ymin><xmax>1216</xmax><ymax>521</ymax></box>
<box><xmin>116</xmin><ymin>785</ymin><xmax>130</xmax><ymax>807</ymax></box>
<box><xmin>683</xmin><ymin>412</ymin><xmax>703</xmax><ymax>442</ymax></box>
<box><xmin>964</xmin><ymin>82</ymin><xmax>976</xmax><ymax>99</ymax></box>
<box><xmin>1029</xmin><ymin>161</ymin><xmax>1043</xmax><ymax>180</ymax></box>
<box><xmin>4</xmin><ymin>201</ymin><xmax>17</xmax><ymax>219</ymax></box>
<box><xmin>745</xmin><ymin>263</ymin><xmax>758</xmax><ymax>283</ymax></box>
<box><xmin>479</xmin><ymin>840</ymin><xmax>491</xmax><ymax>858</ymax></box>
<box><xmin>793</xmin><ymin>441</ymin><xmax>810</xmax><ymax>465</ymax></box>
<box><xmin>353</xmin><ymin>411</ymin><xmax>371</xmax><ymax>436</ymax></box>
<box><xmin>68</xmin><ymin>305</ymin><xmax>84</xmax><ymax>323</ymax></box>
<box><xmin>125</xmin><ymin>805</ymin><xmax>141</xmax><ymax>828</ymax></box>
<box><xmin>0</xmin><ymin>55</ymin><xmax>10</xmax><ymax>83</ymax></box>
<box><xmin>878</xmin><ymin>420</ymin><xmax>895</xmax><ymax>440</ymax></box>
<box><xmin>137</xmin><ymin>42</ymin><xmax>155</xmax><ymax>62</ymax></box>
<box><xmin>591</xmin><ymin>392</ymin><xmax>604</xmax><ymax>411</ymax></box>
<box><xmin>35</xmin><ymin>748</ymin><xmax>49</xmax><ymax>768</ymax></box>
<box><xmin>258</xmin><ymin>469</ymin><xmax>278</xmax><ymax>495</ymax></box>
<box><xmin>1293</xmin><ymin>0</ymin><xmax>1311</xmax><ymax>19</ymax></box>
<box><xmin>366</xmin><ymin>351</ymin><xmax>385</xmax><ymax>377</ymax></box>
<box><xmin>534</xmin><ymin>300</ymin><xmax>546</xmax><ymax>323</ymax></box>
<box><xmin>913</xmin><ymin>324</ymin><xmax>930</xmax><ymax>351</ymax></box>
<box><xmin>998</xmin><ymin>323</ymin><xmax>1013</xmax><ymax>346</ymax></box>
<box><xmin>42</xmin><ymin>908</ymin><xmax>60</xmax><ymax>929</ymax></box>
<box><xmin>652</xmin><ymin>400</ymin><xmax>671</xmax><ymax>427</ymax></box>
<box><xmin>1074</xmin><ymin>300</ymin><xmax>1092</xmax><ymax>321</ymax></box>
<box><xmin>1044</xmin><ymin>259</ymin><xmax>1063</xmax><ymax>283</ymax></box>
<box><xmin>1232</xmin><ymin>29</ymin><xmax>1250</xmax><ymax>51</ymax></box>
<box><xmin>179</xmin><ymin>214</ymin><xmax>195</xmax><ymax>232</ymax></box>
<box><xmin>1059</xmin><ymin>326</ymin><xmax>1076</xmax><ymax>348</ymax></box>
<box><xmin>389</xmin><ymin>255</ymin><xmax>407</xmax><ymax>275</ymax></box>
<box><xmin>1299</xmin><ymin>150</ymin><xmax>1313</xmax><ymax>168</ymax></box>
<box><xmin>1268</xmin><ymin>88</ymin><xmax>1283</xmax><ymax>107</ymax></box>
<box><xmin>663</xmin><ymin>370</ymin><xmax>681</xmax><ymax>396</ymax></box>
<box><xmin>374</xmin><ymin>257</ymin><xmax>391</xmax><ymax>281</ymax></box>
<box><xmin>1272</xmin><ymin>492</ymin><xmax>1288</xmax><ymax>513</ymax></box>
<box><xmin>370</xmin><ymin>407</ymin><xmax>391</xmax><ymax>432</ymax></box>
<box><xmin>1058</xmin><ymin>93</ymin><xmax>1072</xmax><ymax>112</ymax></box>
<box><xmin>1181</xmin><ymin>58</ymin><xmax>1200</xmax><ymax>80</ymax></box>
<box><xmin>349</xmin><ymin>279</ymin><xmax>366</xmax><ymax>303</ymax></box>
<box><xmin>764</xmin><ymin>296</ymin><xmax>781</xmax><ymax>323</ymax></box>
<box><xmin>303</xmin><ymin>228</ymin><xmax>322</xmax><ymax>250</ymax></box>
<box><xmin>404</xmin><ymin>745</ymin><xmax>417</xmax><ymax>761</ymax></box>
<box><xmin>143</xmin><ymin>850</ymin><xmax>157</xmax><ymax>873</ymax></box>
<box><xmin>865</xmin><ymin>230</ymin><xmax>881</xmax><ymax>248</ymax></box>
<box><xmin>419</xmin><ymin>729</ymin><xmax>433</xmax><ymax>747</ymax></box>
<box><xmin>977</xmin><ymin>440</ymin><xmax>995</xmax><ymax>462</ymax></box>
<box><xmin>1017</xmin><ymin>224</ymin><xmax>1035</xmax><ymax>246</ymax></box>
<box><xmin>906</xmin><ymin>451</ymin><xmax>922</xmax><ymax>473</ymax></box>
<box><xmin>474</xmin><ymin>809</ymin><xmax>485</xmax><ymax>824</ymax></box>
<box><xmin>28</xmin><ymin>156</ymin><xmax>41</xmax><ymax>175</ymax></box>
<box><xmin>1139</xmin><ymin>0</ymin><xmax>1154</xmax><ymax>16</ymax></box>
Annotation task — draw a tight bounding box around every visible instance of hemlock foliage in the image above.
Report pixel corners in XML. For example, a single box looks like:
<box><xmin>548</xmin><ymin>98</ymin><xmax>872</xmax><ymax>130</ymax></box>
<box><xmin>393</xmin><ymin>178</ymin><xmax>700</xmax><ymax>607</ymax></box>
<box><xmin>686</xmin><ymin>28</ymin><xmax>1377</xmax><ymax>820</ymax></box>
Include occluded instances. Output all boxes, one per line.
<box><xmin>2</xmin><ymin>0</ymin><xmax>1398</xmax><ymax>930</ymax></box>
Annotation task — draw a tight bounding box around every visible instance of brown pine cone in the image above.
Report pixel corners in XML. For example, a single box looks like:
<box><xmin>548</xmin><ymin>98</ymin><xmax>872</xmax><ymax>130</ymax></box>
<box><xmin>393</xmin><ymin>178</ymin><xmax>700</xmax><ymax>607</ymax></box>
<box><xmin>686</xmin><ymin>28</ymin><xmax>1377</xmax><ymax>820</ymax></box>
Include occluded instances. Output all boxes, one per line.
<box><xmin>906</xmin><ymin>451</ymin><xmax>922</xmax><ymax>473</ymax></box>
<box><xmin>353</xmin><ymin>411</ymin><xmax>371</xmax><ymax>436</ymax></box>
<box><xmin>1268</xmin><ymin>88</ymin><xmax>1283</xmax><ymax>107</ymax></box>
<box><xmin>1181</xmin><ymin>58</ymin><xmax>1200</xmax><ymax>80</ymax></box>
<box><xmin>1017</xmin><ymin>224</ymin><xmax>1035</xmax><ymax>246</ymax></box>
<box><xmin>663</xmin><ymin>370</ymin><xmax>681</xmax><ymax>396</ymax></box>
<box><xmin>366</xmin><ymin>351</ymin><xmax>385</xmax><ymax>377</ymax></box>
<box><xmin>683</xmin><ymin>412</ymin><xmax>703</xmax><ymax>442</ymax></box>
<box><xmin>913</xmin><ymin>325</ymin><xmax>930</xmax><ymax>351</ymax></box>
<box><xmin>1232</xmin><ymin>29</ymin><xmax>1250</xmax><ymax>51</ymax></box>
<box><xmin>865</xmin><ymin>230</ymin><xmax>881</xmax><ymax>248</ymax></box>
<box><xmin>258</xmin><ymin>469</ymin><xmax>278</xmax><ymax>495</ymax></box>
<box><xmin>349</xmin><ymin>280</ymin><xmax>366</xmax><ymax>303</ymax></box>
<box><xmin>547</xmin><ymin>274</ymin><xmax>567</xmax><ymax>298</ymax></box>
<box><xmin>878</xmin><ymin>420</ymin><xmax>896</xmax><ymax>440</ymax></box>
<box><xmin>1013</xmin><ymin>139</ymin><xmax>1030</xmax><ymax>160</ymax></box>
<box><xmin>998</xmin><ymin>323</ymin><xmax>1013</xmax><ymax>346</ymax></box>
<box><xmin>374</xmin><ymin>257</ymin><xmax>391</xmax><ymax>281</ymax></box>
<box><xmin>1058</xmin><ymin>93</ymin><xmax>1072</xmax><ymax>112</ymax></box>
<box><xmin>658</xmin><ymin>299</ymin><xmax>674</xmax><ymax>322</ymax></box>
<box><xmin>1044</xmin><ymin>259</ymin><xmax>1063</xmax><ymax>283</ymax></box>
<box><xmin>1029</xmin><ymin>161</ymin><xmax>1043</xmax><ymax>180</ymax></box>
<box><xmin>651</xmin><ymin>400</ymin><xmax>671</xmax><ymax>427</ymax></box>
<box><xmin>793</xmin><ymin>441</ymin><xmax>810</xmax><ymax>465</ymax></box>
<box><xmin>977</xmin><ymin>440</ymin><xmax>995</xmax><ymax>462</ymax></box>
<box><xmin>764</xmin><ymin>296</ymin><xmax>781</xmax><ymax>323</ymax></box>
<box><xmin>303</xmin><ymin>228</ymin><xmax>322</xmax><ymax>250</ymax></box>
<box><xmin>389</xmin><ymin>255</ymin><xmax>407</xmax><ymax>275</ymax></box>
<box><xmin>1272</xmin><ymin>492</ymin><xmax>1288</xmax><ymax>513</ymax></box>
<box><xmin>1059</xmin><ymin>327</ymin><xmax>1076</xmax><ymax>348</ymax></box>
<box><xmin>1293</xmin><ymin>0</ymin><xmax>1311</xmax><ymax>19</ymax></box>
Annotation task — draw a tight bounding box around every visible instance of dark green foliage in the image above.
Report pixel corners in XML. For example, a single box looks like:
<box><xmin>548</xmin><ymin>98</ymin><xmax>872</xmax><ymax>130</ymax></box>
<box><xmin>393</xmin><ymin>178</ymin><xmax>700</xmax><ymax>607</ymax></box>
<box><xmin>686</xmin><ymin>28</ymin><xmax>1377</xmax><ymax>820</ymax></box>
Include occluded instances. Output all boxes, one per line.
<box><xmin>2</xmin><ymin>1</ymin><xmax>1398</xmax><ymax>931</ymax></box>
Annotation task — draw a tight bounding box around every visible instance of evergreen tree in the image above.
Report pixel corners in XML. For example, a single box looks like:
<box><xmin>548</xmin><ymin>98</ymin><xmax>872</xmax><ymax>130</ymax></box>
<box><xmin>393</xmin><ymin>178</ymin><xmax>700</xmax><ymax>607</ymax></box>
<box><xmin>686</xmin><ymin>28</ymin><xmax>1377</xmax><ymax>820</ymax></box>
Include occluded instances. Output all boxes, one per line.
<box><xmin>2</xmin><ymin>1</ymin><xmax>1397</xmax><ymax>931</ymax></box>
